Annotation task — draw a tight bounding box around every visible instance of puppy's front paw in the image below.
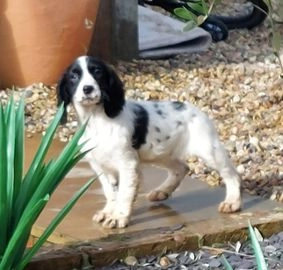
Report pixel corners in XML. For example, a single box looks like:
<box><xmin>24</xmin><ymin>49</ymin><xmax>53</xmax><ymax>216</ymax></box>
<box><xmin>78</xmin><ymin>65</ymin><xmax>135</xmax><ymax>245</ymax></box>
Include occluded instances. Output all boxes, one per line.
<box><xmin>218</xmin><ymin>198</ymin><xmax>241</xmax><ymax>213</ymax></box>
<box><xmin>92</xmin><ymin>211</ymin><xmax>108</xmax><ymax>223</ymax></box>
<box><xmin>93</xmin><ymin>201</ymin><xmax>116</xmax><ymax>224</ymax></box>
<box><xmin>147</xmin><ymin>190</ymin><xmax>169</xmax><ymax>201</ymax></box>
<box><xmin>102</xmin><ymin>215</ymin><xmax>129</xmax><ymax>229</ymax></box>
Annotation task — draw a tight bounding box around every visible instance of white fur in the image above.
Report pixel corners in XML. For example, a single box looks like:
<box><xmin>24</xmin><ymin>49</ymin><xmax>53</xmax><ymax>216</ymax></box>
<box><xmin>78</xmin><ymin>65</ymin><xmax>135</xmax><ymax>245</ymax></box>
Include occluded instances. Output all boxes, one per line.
<box><xmin>62</xmin><ymin>56</ymin><xmax>242</xmax><ymax>228</ymax></box>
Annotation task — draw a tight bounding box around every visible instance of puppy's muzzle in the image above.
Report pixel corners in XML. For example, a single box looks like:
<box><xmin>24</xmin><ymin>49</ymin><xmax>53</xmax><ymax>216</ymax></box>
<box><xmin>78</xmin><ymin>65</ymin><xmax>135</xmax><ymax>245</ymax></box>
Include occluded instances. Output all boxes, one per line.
<box><xmin>81</xmin><ymin>85</ymin><xmax>101</xmax><ymax>105</ymax></box>
<box><xmin>83</xmin><ymin>85</ymin><xmax>94</xmax><ymax>95</ymax></box>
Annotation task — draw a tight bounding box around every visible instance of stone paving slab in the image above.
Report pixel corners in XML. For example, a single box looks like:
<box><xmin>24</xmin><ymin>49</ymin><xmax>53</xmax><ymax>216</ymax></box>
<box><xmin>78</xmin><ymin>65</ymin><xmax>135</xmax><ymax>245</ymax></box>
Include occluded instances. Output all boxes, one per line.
<box><xmin>33</xmin><ymin>163</ymin><xmax>283</xmax><ymax>242</ymax></box>
<box><xmin>25</xmin><ymin>136</ymin><xmax>283</xmax><ymax>269</ymax></box>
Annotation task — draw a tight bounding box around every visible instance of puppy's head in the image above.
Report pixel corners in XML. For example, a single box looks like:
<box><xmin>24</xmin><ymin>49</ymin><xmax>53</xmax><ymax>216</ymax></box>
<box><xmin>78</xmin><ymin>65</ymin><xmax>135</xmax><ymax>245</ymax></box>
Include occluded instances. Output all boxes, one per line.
<box><xmin>57</xmin><ymin>56</ymin><xmax>125</xmax><ymax>123</ymax></box>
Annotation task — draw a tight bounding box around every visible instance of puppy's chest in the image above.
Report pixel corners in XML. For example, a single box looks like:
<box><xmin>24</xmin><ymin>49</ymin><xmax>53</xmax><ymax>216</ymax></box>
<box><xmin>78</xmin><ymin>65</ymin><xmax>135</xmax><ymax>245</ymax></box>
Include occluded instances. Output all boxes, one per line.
<box><xmin>81</xmin><ymin>121</ymin><xmax>130</xmax><ymax>159</ymax></box>
<box><xmin>84</xmin><ymin>128</ymin><xmax>114</xmax><ymax>150</ymax></box>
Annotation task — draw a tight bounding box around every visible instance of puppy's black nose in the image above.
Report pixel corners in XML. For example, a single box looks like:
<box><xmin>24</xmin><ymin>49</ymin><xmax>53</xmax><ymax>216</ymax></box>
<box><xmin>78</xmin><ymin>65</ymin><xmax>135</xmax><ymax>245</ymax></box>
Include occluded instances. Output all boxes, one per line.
<box><xmin>83</xmin><ymin>85</ymin><xmax>94</xmax><ymax>94</ymax></box>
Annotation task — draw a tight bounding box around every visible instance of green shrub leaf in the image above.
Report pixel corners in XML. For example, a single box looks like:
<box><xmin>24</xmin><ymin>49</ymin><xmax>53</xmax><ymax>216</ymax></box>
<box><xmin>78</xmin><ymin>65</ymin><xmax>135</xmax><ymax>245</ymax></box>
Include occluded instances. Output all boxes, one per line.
<box><xmin>174</xmin><ymin>7</ymin><xmax>197</xmax><ymax>22</ymax></box>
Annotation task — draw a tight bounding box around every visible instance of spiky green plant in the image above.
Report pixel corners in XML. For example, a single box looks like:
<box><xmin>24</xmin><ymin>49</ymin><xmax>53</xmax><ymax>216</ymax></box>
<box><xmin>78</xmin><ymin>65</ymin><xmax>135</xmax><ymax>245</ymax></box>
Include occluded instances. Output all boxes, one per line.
<box><xmin>248</xmin><ymin>222</ymin><xmax>267</xmax><ymax>270</ymax></box>
<box><xmin>0</xmin><ymin>97</ymin><xmax>95</xmax><ymax>270</ymax></box>
<box><xmin>221</xmin><ymin>222</ymin><xmax>268</xmax><ymax>270</ymax></box>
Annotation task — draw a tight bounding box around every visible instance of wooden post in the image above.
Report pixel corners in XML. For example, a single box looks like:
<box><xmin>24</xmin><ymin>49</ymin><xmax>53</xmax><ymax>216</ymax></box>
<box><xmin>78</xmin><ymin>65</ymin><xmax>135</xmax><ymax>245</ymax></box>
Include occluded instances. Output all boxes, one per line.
<box><xmin>89</xmin><ymin>0</ymin><xmax>138</xmax><ymax>62</ymax></box>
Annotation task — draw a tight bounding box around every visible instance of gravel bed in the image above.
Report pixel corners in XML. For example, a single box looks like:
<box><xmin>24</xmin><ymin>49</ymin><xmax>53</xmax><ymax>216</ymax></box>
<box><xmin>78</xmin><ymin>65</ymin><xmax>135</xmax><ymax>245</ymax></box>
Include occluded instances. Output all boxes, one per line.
<box><xmin>97</xmin><ymin>231</ymin><xmax>283</xmax><ymax>269</ymax></box>
<box><xmin>1</xmin><ymin>20</ymin><xmax>282</xmax><ymax>202</ymax></box>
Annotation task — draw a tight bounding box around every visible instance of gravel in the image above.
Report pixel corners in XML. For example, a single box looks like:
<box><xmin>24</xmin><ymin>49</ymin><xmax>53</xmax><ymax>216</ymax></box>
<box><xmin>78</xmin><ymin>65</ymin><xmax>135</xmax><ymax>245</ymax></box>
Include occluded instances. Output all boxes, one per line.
<box><xmin>0</xmin><ymin>0</ymin><xmax>282</xmax><ymax>268</ymax></box>
<box><xmin>1</xmin><ymin>22</ymin><xmax>282</xmax><ymax>201</ymax></box>
<box><xmin>2</xmin><ymin>11</ymin><xmax>282</xmax><ymax>201</ymax></box>
<box><xmin>97</xmin><ymin>231</ymin><xmax>283</xmax><ymax>269</ymax></box>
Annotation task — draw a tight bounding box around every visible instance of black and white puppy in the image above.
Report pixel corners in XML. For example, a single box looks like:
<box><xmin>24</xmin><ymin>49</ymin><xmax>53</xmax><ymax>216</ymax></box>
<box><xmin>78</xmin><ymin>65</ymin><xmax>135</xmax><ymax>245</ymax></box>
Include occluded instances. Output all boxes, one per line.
<box><xmin>57</xmin><ymin>56</ymin><xmax>241</xmax><ymax>229</ymax></box>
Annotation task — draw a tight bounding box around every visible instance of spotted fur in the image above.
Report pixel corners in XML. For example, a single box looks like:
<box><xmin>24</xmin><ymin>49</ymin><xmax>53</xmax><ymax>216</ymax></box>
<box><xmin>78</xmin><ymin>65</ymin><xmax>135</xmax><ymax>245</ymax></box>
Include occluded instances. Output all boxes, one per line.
<box><xmin>57</xmin><ymin>56</ymin><xmax>242</xmax><ymax>229</ymax></box>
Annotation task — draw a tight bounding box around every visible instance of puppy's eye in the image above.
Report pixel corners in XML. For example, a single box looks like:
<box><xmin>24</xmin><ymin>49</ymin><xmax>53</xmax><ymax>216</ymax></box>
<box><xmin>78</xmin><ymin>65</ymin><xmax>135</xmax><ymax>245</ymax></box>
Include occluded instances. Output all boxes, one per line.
<box><xmin>90</xmin><ymin>67</ymin><xmax>102</xmax><ymax>78</ymax></box>
<box><xmin>70</xmin><ymin>72</ymin><xmax>79</xmax><ymax>80</ymax></box>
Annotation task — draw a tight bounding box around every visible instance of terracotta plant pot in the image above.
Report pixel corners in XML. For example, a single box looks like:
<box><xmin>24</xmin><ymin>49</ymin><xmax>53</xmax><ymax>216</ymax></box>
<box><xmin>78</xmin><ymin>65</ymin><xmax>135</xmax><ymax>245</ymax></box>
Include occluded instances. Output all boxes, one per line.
<box><xmin>0</xmin><ymin>0</ymin><xmax>100</xmax><ymax>88</ymax></box>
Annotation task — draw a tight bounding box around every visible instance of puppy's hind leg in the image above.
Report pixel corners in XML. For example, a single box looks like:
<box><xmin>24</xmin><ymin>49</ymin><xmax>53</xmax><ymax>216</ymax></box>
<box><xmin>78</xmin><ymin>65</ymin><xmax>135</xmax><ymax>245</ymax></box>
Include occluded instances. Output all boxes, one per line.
<box><xmin>212</xmin><ymin>144</ymin><xmax>242</xmax><ymax>213</ymax></box>
<box><xmin>191</xmin><ymin>131</ymin><xmax>241</xmax><ymax>213</ymax></box>
<box><xmin>147</xmin><ymin>159</ymin><xmax>189</xmax><ymax>202</ymax></box>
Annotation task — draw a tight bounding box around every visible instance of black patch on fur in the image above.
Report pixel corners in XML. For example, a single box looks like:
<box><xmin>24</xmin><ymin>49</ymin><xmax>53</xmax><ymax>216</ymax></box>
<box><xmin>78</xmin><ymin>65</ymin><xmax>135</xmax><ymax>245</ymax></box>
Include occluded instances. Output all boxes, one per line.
<box><xmin>156</xmin><ymin>138</ymin><xmax>161</xmax><ymax>143</ymax></box>
<box><xmin>56</xmin><ymin>62</ymin><xmax>83</xmax><ymax>124</ymax></box>
<box><xmin>176</xmin><ymin>121</ymin><xmax>183</xmax><ymax>127</ymax></box>
<box><xmin>56</xmin><ymin>56</ymin><xmax>125</xmax><ymax>123</ymax></box>
<box><xmin>85</xmin><ymin>57</ymin><xmax>125</xmax><ymax>118</ymax></box>
<box><xmin>132</xmin><ymin>104</ymin><xmax>149</xmax><ymax>149</ymax></box>
<box><xmin>156</xmin><ymin>109</ymin><xmax>166</xmax><ymax>119</ymax></box>
<box><xmin>165</xmin><ymin>135</ymin><xmax>170</xmax><ymax>140</ymax></box>
<box><xmin>172</xmin><ymin>101</ymin><xmax>186</xmax><ymax>111</ymax></box>
<box><xmin>153</xmin><ymin>103</ymin><xmax>159</xmax><ymax>109</ymax></box>
<box><xmin>155</xmin><ymin>126</ymin><xmax>161</xmax><ymax>133</ymax></box>
<box><xmin>112</xmin><ymin>183</ymin><xmax>118</xmax><ymax>192</ymax></box>
<box><xmin>190</xmin><ymin>113</ymin><xmax>197</xmax><ymax>123</ymax></box>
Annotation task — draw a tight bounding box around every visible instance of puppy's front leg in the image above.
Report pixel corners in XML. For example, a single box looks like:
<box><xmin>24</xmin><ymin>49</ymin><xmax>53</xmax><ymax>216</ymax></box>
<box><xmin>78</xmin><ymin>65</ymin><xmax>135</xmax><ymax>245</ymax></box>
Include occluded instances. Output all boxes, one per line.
<box><xmin>102</xmin><ymin>162</ymin><xmax>140</xmax><ymax>229</ymax></box>
<box><xmin>92</xmin><ymin>173</ymin><xmax>118</xmax><ymax>223</ymax></box>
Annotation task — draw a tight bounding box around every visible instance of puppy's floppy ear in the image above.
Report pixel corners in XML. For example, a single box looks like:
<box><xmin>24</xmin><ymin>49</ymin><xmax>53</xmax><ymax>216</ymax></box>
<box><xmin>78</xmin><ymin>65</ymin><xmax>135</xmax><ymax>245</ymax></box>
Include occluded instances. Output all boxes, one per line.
<box><xmin>56</xmin><ymin>71</ymin><xmax>70</xmax><ymax>124</ymax></box>
<box><xmin>102</xmin><ymin>65</ymin><xmax>125</xmax><ymax>118</ymax></box>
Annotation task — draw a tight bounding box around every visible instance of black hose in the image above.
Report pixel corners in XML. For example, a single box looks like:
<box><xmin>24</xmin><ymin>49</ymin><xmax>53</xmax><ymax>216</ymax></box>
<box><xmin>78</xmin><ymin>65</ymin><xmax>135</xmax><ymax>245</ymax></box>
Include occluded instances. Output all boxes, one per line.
<box><xmin>140</xmin><ymin>0</ymin><xmax>269</xmax><ymax>42</ymax></box>
<box><xmin>211</xmin><ymin>0</ymin><xmax>269</xmax><ymax>30</ymax></box>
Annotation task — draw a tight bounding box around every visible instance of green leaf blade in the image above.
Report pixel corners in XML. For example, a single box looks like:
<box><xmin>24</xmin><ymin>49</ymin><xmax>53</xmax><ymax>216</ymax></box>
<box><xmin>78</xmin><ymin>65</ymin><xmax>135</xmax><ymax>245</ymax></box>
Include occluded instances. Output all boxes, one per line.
<box><xmin>18</xmin><ymin>178</ymin><xmax>95</xmax><ymax>270</ymax></box>
<box><xmin>174</xmin><ymin>7</ymin><xmax>197</xmax><ymax>22</ymax></box>
<box><xmin>0</xmin><ymin>196</ymin><xmax>49</xmax><ymax>270</ymax></box>
<box><xmin>221</xmin><ymin>254</ymin><xmax>233</xmax><ymax>270</ymax></box>
<box><xmin>0</xmin><ymin>104</ymin><xmax>8</xmax><ymax>255</ymax></box>
<box><xmin>24</xmin><ymin>125</ymin><xmax>87</xmax><ymax>209</ymax></box>
<box><xmin>14</xmin><ymin>105</ymin><xmax>64</xmax><ymax>223</ymax></box>
<box><xmin>248</xmin><ymin>222</ymin><xmax>267</xmax><ymax>270</ymax></box>
<box><xmin>13</xmin><ymin>98</ymin><xmax>25</xmax><ymax>202</ymax></box>
<box><xmin>187</xmin><ymin>1</ymin><xmax>205</xmax><ymax>15</ymax></box>
<box><xmin>6</xmin><ymin>98</ymin><xmax>16</xmax><ymax>237</ymax></box>
<box><xmin>0</xmin><ymin>100</ymin><xmax>92</xmax><ymax>269</ymax></box>
<box><xmin>183</xmin><ymin>20</ymin><xmax>197</xmax><ymax>31</ymax></box>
